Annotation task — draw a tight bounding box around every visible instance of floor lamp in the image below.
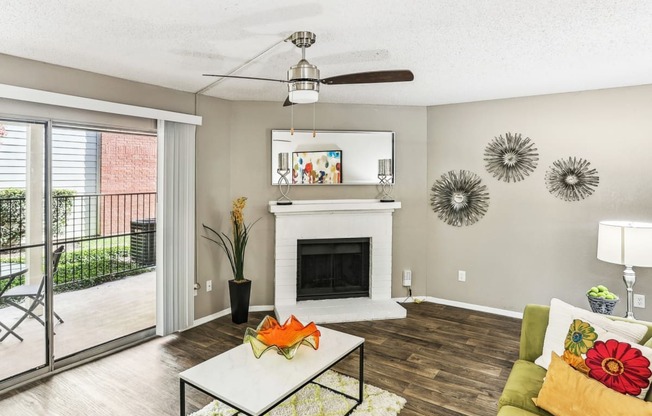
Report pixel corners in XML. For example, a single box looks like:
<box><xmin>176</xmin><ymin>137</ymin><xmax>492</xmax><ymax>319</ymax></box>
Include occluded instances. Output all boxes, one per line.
<box><xmin>597</xmin><ymin>221</ymin><xmax>652</xmax><ymax>319</ymax></box>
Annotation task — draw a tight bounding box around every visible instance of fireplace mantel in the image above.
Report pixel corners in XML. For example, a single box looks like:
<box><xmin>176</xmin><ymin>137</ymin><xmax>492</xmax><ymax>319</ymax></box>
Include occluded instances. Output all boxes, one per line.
<box><xmin>268</xmin><ymin>199</ymin><xmax>401</xmax><ymax>215</ymax></box>
<box><xmin>268</xmin><ymin>199</ymin><xmax>406</xmax><ymax>323</ymax></box>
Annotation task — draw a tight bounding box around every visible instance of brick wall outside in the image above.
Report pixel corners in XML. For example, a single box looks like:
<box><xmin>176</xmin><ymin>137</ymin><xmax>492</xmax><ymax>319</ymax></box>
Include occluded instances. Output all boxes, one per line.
<box><xmin>99</xmin><ymin>133</ymin><xmax>157</xmax><ymax>236</ymax></box>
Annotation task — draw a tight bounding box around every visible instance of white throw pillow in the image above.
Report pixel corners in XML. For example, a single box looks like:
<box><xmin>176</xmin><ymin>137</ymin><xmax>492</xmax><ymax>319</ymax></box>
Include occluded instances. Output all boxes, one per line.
<box><xmin>534</xmin><ymin>298</ymin><xmax>649</xmax><ymax>369</ymax></box>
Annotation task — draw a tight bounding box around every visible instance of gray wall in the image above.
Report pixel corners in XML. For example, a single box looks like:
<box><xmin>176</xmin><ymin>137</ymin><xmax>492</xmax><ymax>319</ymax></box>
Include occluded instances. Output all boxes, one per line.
<box><xmin>3</xmin><ymin>53</ymin><xmax>652</xmax><ymax>322</ymax></box>
<box><xmin>427</xmin><ymin>85</ymin><xmax>652</xmax><ymax>321</ymax></box>
<box><xmin>195</xmin><ymin>102</ymin><xmax>429</xmax><ymax>315</ymax></box>
<box><xmin>194</xmin><ymin>95</ymin><xmax>232</xmax><ymax>318</ymax></box>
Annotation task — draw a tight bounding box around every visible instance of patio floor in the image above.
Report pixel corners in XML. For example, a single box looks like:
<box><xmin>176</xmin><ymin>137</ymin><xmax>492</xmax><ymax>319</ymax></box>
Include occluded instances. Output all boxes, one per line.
<box><xmin>0</xmin><ymin>271</ymin><xmax>156</xmax><ymax>381</ymax></box>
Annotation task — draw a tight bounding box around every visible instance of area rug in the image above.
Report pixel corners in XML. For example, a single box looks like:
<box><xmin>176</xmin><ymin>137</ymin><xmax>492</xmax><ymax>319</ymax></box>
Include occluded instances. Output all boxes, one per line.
<box><xmin>190</xmin><ymin>370</ymin><xmax>406</xmax><ymax>416</ymax></box>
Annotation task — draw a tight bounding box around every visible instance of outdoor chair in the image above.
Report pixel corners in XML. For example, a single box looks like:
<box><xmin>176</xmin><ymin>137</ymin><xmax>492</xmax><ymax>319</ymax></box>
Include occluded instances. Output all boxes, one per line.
<box><xmin>0</xmin><ymin>245</ymin><xmax>65</xmax><ymax>342</ymax></box>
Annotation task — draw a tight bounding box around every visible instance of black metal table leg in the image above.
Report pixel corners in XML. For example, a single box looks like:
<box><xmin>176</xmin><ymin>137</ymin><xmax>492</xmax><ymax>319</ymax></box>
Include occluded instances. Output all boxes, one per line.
<box><xmin>180</xmin><ymin>379</ymin><xmax>186</xmax><ymax>416</ymax></box>
<box><xmin>358</xmin><ymin>343</ymin><xmax>364</xmax><ymax>404</ymax></box>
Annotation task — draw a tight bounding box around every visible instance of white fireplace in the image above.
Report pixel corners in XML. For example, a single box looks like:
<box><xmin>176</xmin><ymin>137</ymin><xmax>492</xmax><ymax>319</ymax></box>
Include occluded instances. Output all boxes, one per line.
<box><xmin>268</xmin><ymin>199</ymin><xmax>406</xmax><ymax>323</ymax></box>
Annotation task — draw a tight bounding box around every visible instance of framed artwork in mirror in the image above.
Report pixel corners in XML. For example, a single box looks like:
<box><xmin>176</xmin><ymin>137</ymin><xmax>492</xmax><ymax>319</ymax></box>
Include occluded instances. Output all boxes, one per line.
<box><xmin>292</xmin><ymin>151</ymin><xmax>342</xmax><ymax>184</ymax></box>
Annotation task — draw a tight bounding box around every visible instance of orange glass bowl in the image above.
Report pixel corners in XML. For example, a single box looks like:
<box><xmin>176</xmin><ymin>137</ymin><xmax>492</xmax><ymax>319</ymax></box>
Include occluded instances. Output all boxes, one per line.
<box><xmin>243</xmin><ymin>315</ymin><xmax>321</xmax><ymax>359</ymax></box>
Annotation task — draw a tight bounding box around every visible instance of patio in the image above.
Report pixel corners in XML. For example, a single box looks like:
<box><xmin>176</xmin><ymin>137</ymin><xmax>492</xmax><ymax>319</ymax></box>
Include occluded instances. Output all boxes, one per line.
<box><xmin>0</xmin><ymin>270</ymin><xmax>155</xmax><ymax>381</ymax></box>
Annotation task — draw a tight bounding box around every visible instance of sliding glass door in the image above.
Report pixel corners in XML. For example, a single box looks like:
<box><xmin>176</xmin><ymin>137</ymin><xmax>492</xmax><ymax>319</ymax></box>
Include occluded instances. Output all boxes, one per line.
<box><xmin>0</xmin><ymin>119</ymin><xmax>49</xmax><ymax>381</ymax></box>
<box><xmin>51</xmin><ymin>126</ymin><xmax>157</xmax><ymax>360</ymax></box>
<box><xmin>0</xmin><ymin>119</ymin><xmax>157</xmax><ymax>391</ymax></box>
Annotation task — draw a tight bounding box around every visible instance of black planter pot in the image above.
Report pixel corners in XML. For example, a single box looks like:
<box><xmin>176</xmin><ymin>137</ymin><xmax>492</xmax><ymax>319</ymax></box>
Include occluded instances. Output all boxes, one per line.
<box><xmin>228</xmin><ymin>279</ymin><xmax>251</xmax><ymax>324</ymax></box>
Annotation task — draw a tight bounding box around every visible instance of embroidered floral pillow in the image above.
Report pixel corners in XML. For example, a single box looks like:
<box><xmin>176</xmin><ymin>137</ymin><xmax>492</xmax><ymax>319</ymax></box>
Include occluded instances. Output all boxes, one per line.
<box><xmin>535</xmin><ymin>298</ymin><xmax>648</xmax><ymax>370</ymax></box>
<box><xmin>563</xmin><ymin>318</ymin><xmax>652</xmax><ymax>399</ymax></box>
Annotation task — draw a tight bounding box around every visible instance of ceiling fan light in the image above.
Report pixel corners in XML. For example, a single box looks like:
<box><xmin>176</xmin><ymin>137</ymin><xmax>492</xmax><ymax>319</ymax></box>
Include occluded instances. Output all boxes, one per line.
<box><xmin>289</xmin><ymin>89</ymin><xmax>319</xmax><ymax>104</ymax></box>
<box><xmin>288</xmin><ymin>80</ymin><xmax>319</xmax><ymax>104</ymax></box>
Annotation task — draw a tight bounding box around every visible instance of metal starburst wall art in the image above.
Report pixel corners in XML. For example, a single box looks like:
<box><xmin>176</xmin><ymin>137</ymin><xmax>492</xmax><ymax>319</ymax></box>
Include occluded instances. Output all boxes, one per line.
<box><xmin>484</xmin><ymin>132</ymin><xmax>539</xmax><ymax>183</ymax></box>
<box><xmin>545</xmin><ymin>157</ymin><xmax>599</xmax><ymax>201</ymax></box>
<box><xmin>430</xmin><ymin>170</ymin><xmax>490</xmax><ymax>227</ymax></box>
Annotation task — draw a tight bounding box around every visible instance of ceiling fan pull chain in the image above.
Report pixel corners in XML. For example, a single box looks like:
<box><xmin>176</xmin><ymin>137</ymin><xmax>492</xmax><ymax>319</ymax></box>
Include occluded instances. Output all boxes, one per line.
<box><xmin>290</xmin><ymin>104</ymin><xmax>294</xmax><ymax>135</ymax></box>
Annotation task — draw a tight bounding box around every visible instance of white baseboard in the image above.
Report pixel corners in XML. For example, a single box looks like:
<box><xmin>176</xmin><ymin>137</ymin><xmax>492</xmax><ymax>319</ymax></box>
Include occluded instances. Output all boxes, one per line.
<box><xmin>250</xmin><ymin>305</ymin><xmax>275</xmax><ymax>313</ymax></box>
<box><xmin>392</xmin><ymin>296</ymin><xmax>523</xmax><ymax>319</ymax></box>
<box><xmin>191</xmin><ymin>298</ymin><xmax>522</xmax><ymax>329</ymax></box>
<box><xmin>190</xmin><ymin>305</ymin><xmax>275</xmax><ymax>328</ymax></box>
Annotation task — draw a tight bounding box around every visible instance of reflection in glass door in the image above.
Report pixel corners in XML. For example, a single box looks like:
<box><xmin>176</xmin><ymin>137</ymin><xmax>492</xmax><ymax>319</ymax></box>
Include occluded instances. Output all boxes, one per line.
<box><xmin>0</xmin><ymin>120</ymin><xmax>48</xmax><ymax>381</ymax></box>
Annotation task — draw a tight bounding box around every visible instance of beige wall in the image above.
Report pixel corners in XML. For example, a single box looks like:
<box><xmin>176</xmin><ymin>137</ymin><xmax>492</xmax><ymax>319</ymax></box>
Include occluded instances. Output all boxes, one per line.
<box><xmin>194</xmin><ymin>102</ymin><xmax>429</xmax><ymax>315</ymax></box>
<box><xmin>427</xmin><ymin>85</ymin><xmax>652</xmax><ymax>321</ymax></box>
<box><xmin>194</xmin><ymin>95</ymin><xmax>232</xmax><ymax>318</ymax></box>
<box><xmin>0</xmin><ymin>54</ymin><xmax>193</xmax><ymax>114</ymax></box>
<box><xmin>4</xmin><ymin>53</ymin><xmax>652</xmax><ymax>322</ymax></box>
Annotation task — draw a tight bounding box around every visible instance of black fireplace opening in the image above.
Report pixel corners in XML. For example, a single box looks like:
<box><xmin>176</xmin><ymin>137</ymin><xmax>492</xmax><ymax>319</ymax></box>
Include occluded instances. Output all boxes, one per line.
<box><xmin>297</xmin><ymin>237</ymin><xmax>370</xmax><ymax>301</ymax></box>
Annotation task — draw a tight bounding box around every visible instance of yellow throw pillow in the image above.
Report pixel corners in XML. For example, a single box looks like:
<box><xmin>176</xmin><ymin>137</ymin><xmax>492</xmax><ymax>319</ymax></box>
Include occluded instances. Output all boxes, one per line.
<box><xmin>533</xmin><ymin>353</ymin><xmax>652</xmax><ymax>416</ymax></box>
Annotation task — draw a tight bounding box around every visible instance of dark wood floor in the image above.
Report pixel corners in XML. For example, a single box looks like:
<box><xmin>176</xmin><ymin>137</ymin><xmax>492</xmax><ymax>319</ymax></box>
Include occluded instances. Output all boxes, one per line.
<box><xmin>0</xmin><ymin>302</ymin><xmax>522</xmax><ymax>416</ymax></box>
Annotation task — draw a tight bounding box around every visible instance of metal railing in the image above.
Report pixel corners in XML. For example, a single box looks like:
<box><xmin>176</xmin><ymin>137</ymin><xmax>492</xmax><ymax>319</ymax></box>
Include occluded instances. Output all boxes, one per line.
<box><xmin>0</xmin><ymin>192</ymin><xmax>156</xmax><ymax>291</ymax></box>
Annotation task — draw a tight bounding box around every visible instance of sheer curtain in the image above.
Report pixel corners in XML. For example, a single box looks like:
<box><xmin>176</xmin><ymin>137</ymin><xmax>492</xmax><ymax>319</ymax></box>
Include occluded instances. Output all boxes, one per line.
<box><xmin>156</xmin><ymin>120</ymin><xmax>196</xmax><ymax>335</ymax></box>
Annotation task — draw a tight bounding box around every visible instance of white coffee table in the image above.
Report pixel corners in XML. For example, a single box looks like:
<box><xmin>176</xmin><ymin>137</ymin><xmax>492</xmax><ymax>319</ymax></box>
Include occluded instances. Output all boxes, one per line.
<box><xmin>179</xmin><ymin>326</ymin><xmax>364</xmax><ymax>415</ymax></box>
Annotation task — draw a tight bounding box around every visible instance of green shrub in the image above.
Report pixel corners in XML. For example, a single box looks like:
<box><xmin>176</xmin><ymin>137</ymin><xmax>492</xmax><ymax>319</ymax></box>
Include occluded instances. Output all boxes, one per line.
<box><xmin>0</xmin><ymin>188</ymin><xmax>76</xmax><ymax>248</ymax></box>
<box><xmin>54</xmin><ymin>246</ymin><xmax>148</xmax><ymax>291</ymax></box>
<box><xmin>52</xmin><ymin>189</ymin><xmax>76</xmax><ymax>235</ymax></box>
<box><xmin>0</xmin><ymin>188</ymin><xmax>25</xmax><ymax>248</ymax></box>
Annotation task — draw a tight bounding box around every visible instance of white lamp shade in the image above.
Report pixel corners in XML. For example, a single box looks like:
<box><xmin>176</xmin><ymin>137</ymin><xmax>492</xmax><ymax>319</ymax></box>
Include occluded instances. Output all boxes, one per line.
<box><xmin>288</xmin><ymin>90</ymin><xmax>319</xmax><ymax>104</ymax></box>
<box><xmin>597</xmin><ymin>221</ymin><xmax>652</xmax><ymax>267</ymax></box>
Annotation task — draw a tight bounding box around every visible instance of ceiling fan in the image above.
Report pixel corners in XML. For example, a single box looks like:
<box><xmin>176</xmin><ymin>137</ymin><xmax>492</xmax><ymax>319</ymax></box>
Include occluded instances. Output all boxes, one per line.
<box><xmin>203</xmin><ymin>31</ymin><xmax>414</xmax><ymax>106</ymax></box>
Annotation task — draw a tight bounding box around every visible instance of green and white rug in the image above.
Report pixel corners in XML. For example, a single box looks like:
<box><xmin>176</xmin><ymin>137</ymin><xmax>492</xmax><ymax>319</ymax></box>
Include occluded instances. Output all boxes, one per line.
<box><xmin>191</xmin><ymin>370</ymin><xmax>406</xmax><ymax>416</ymax></box>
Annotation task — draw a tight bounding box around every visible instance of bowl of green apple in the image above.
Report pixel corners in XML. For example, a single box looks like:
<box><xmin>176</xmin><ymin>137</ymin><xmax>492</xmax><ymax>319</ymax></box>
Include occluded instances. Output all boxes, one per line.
<box><xmin>586</xmin><ymin>285</ymin><xmax>619</xmax><ymax>315</ymax></box>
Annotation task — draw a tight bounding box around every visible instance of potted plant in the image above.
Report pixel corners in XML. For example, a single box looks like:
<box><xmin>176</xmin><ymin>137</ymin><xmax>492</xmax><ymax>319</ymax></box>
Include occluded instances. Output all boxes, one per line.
<box><xmin>203</xmin><ymin>197</ymin><xmax>259</xmax><ymax>324</ymax></box>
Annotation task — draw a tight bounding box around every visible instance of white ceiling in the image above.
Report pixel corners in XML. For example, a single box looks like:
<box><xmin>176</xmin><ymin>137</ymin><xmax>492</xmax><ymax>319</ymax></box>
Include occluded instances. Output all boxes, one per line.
<box><xmin>3</xmin><ymin>1</ymin><xmax>652</xmax><ymax>106</ymax></box>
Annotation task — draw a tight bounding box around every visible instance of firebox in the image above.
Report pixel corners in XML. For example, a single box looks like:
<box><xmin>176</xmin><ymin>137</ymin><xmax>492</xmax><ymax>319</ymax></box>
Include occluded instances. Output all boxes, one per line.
<box><xmin>296</xmin><ymin>237</ymin><xmax>370</xmax><ymax>301</ymax></box>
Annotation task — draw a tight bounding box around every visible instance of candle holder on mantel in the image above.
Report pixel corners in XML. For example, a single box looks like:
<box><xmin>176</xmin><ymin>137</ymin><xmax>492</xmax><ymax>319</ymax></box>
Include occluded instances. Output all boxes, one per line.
<box><xmin>277</xmin><ymin>153</ymin><xmax>292</xmax><ymax>205</ymax></box>
<box><xmin>378</xmin><ymin>158</ymin><xmax>394</xmax><ymax>203</ymax></box>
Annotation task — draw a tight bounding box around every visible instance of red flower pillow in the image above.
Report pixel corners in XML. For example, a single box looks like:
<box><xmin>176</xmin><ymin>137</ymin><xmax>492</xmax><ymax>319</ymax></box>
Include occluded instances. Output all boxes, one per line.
<box><xmin>563</xmin><ymin>318</ymin><xmax>652</xmax><ymax>399</ymax></box>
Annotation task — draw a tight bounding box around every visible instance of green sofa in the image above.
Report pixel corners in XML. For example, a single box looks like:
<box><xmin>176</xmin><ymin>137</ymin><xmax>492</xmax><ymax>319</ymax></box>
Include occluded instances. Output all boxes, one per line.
<box><xmin>497</xmin><ymin>304</ymin><xmax>652</xmax><ymax>416</ymax></box>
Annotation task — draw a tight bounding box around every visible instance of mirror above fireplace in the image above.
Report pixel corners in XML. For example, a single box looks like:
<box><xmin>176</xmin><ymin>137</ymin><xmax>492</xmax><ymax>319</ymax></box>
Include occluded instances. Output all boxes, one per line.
<box><xmin>271</xmin><ymin>130</ymin><xmax>394</xmax><ymax>185</ymax></box>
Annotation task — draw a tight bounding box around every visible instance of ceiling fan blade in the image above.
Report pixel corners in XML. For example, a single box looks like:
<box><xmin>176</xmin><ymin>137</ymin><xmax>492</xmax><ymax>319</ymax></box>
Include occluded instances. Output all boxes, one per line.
<box><xmin>320</xmin><ymin>70</ymin><xmax>414</xmax><ymax>85</ymax></box>
<box><xmin>283</xmin><ymin>96</ymin><xmax>296</xmax><ymax>107</ymax></box>
<box><xmin>202</xmin><ymin>74</ymin><xmax>288</xmax><ymax>83</ymax></box>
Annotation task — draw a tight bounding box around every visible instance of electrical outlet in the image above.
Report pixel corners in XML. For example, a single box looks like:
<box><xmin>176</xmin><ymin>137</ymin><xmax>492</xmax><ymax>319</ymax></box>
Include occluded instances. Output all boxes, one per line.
<box><xmin>458</xmin><ymin>270</ymin><xmax>466</xmax><ymax>282</ymax></box>
<box><xmin>206</xmin><ymin>280</ymin><xmax>213</xmax><ymax>292</ymax></box>
<box><xmin>634</xmin><ymin>294</ymin><xmax>645</xmax><ymax>308</ymax></box>
<box><xmin>402</xmin><ymin>270</ymin><xmax>412</xmax><ymax>287</ymax></box>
